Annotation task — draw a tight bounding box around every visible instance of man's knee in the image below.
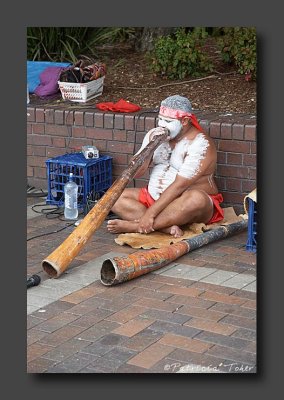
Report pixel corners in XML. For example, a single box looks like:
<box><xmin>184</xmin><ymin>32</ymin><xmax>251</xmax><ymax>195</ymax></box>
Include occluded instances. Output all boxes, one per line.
<box><xmin>112</xmin><ymin>188</ymin><xmax>139</xmax><ymax>212</ymax></box>
<box><xmin>115</xmin><ymin>188</ymin><xmax>134</xmax><ymax>204</ymax></box>
<box><xmin>122</xmin><ymin>188</ymin><xmax>140</xmax><ymax>199</ymax></box>
<box><xmin>181</xmin><ymin>190</ymin><xmax>210</xmax><ymax>211</ymax></box>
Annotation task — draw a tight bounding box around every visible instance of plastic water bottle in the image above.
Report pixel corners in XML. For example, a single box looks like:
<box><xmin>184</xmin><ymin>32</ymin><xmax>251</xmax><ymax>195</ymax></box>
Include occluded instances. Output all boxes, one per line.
<box><xmin>64</xmin><ymin>173</ymin><xmax>78</xmax><ymax>220</ymax></box>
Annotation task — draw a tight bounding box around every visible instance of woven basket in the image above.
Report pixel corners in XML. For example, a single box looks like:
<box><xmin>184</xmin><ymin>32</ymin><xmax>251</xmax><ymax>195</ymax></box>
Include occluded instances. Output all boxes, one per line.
<box><xmin>58</xmin><ymin>76</ymin><xmax>104</xmax><ymax>102</ymax></box>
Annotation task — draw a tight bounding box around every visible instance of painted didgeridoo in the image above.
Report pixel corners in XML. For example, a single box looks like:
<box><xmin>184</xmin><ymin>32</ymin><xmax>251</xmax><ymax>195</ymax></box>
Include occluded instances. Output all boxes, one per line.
<box><xmin>42</xmin><ymin>130</ymin><xmax>168</xmax><ymax>278</ymax></box>
<box><xmin>100</xmin><ymin>219</ymin><xmax>248</xmax><ymax>286</ymax></box>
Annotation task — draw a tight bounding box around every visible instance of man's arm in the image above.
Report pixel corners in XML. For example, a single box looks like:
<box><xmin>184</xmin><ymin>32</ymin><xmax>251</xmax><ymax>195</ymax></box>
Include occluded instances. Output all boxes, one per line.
<box><xmin>142</xmin><ymin>175</ymin><xmax>191</xmax><ymax>217</ymax></box>
<box><xmin>132</xmin><ymin>127</ymin><xmax>169</xmax><ymax>178</ymax></box>
<box><xmin>137</xmin><ymin>139</ymin><xmax>216</xmax><ymax>232</ymax></box>
<box><xmin>151</xmin><ymin>140</ymin><xmax>216</xmax><ymax>215</ymax></box>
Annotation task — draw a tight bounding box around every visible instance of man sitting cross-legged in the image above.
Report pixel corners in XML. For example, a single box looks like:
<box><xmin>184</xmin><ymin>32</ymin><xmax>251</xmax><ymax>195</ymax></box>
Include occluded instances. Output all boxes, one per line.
<box><xmin>107</xmin><ymin>95</ymin><xmax>224</xmax><ymax>238</ymax></box>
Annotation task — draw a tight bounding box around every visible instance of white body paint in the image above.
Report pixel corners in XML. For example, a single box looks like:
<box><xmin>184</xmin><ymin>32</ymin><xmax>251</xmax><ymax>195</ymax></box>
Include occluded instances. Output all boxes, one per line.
<box><xmin>148</xmin><ymin>133</ymin><xmax>209</xmax><ymax>200</ymax></box>
<box><xmin>158</xmin><ymin>117</ymin><xmax>182</xmax><ymax>138</ymax></box>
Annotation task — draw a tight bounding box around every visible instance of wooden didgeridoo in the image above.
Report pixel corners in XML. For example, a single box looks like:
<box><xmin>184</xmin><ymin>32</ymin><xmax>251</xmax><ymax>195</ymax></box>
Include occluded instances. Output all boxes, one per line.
<box><xmin>42</xmin><ymin>130</ymin><xmax>168</xmax><ymax>278</ymax></box>
<box><xmin>100</xmin><ymin>219</ymin><xmax>248</xmax><ymax>286</ymax></box>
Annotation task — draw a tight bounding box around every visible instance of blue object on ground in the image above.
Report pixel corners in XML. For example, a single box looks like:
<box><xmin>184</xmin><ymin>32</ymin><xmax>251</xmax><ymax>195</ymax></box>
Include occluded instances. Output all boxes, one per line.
<box><xmin>27</xmin><ymin>61</ymin><xmax>71</xmax><ymax>93</ymax></box>
<box><xmin>246</xmin><ymin>198</ymin><xmax>257</xmax><ymax>252</ymax></box>
<box><xmin>45</xmin><ymin>152</ymin><xmax>113</xmax><ymax>209</ymax></box>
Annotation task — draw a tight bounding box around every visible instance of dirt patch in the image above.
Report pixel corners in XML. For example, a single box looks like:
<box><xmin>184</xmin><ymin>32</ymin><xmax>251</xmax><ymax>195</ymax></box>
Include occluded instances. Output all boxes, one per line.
<box><xmin>98</xmin><ymin>44</ymin><xmax>256</xmax><ymax>115</ymax></box>
<box><xmin>30</xmin><ymin>43</ymin><xmax>256</xmax><ymax>115</ymax></box>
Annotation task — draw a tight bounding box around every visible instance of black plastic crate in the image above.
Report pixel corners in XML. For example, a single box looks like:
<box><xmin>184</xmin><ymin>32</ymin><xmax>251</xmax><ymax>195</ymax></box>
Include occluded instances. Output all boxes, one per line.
<box><xmin>246</xmin><ymin>198</ymin><xmax>257</xmax><ymax>252</ymax></box>
<box><xmin>45</xmin><ymin>152</ymin><xmax>112</xmax><ymax>209</ymax></box>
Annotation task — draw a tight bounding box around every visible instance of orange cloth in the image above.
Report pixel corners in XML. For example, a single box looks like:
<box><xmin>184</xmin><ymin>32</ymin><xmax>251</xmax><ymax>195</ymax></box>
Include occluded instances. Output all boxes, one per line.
<box><xmin>138</xmin><ymin>187</ymin><xmax>155</xmax><ymax>208</ymax></box>
<box><xmin>208</xmin><ymin>193</ymin><xmax>224</xmax><ymax>224</ymax></box>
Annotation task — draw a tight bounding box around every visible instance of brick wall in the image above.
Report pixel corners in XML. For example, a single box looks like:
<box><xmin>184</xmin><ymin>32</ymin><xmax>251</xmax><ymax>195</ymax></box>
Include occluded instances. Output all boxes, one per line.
<box><xmin>27</xmin><ymin>106</ymin><xmax>256</xmax><ymax>214</ymax></box>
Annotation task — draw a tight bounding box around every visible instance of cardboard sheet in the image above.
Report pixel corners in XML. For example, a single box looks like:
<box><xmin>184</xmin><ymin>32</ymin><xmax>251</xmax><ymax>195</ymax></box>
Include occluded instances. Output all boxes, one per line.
<box><xmin>244</xmin><ymin>188</ymin><xmax>257</xmax><ymax>214</ymax></box>
<box><xmin>115</xmin><ymin>207</ymin><xmax>247</xmax><ymax>249</ymax></box>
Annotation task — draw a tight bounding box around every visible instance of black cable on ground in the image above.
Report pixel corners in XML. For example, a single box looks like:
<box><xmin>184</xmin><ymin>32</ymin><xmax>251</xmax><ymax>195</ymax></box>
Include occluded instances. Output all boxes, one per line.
<box><xmin>27</xmin><ymin>199</ymin><xmax>116</xmax><ymax>241</ymax></box>
<box><xmin>27</xmin><ymin>191</ymin><xmax>48</xmax><ymax>197</ymax></box>
<box><xmin>27</xmin><ymin>222</ymin><xmax>75</xmax><ymax>241</ymax></box>
<box><xmin>27</xmin><ymin>186</ymin><xmax>48</xmax><ymax>197</ymax></box>
<box><xmin>27</xmin><ymin>202</ymin><xmax>84</xmax><ymax>242</ymax></box>
<box><xmin>30</xmin><ymin>203</ymin><xmax>85</xmax><ymax>220</ymax></box>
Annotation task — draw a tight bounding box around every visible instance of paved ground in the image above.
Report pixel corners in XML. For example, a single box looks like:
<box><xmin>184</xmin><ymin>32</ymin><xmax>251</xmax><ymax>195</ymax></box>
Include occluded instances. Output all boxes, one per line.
<box><xmin>27</xmin><ymin>193</ymin><xmax>257</xmax><ymax>374</ymax></box>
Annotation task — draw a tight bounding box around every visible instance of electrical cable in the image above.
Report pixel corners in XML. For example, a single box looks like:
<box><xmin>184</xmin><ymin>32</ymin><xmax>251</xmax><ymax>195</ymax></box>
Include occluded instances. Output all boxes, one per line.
<box><xmin>31</xmin><ymin>204</ymin><xmax>58</xmax><ymax>213</ymax></box>
<box><xmin>27</xmin><ymin>222</ymin><xmax>75</xmax><ymax>241</ymax></box>
<box><xmin>27</xmin><ymin>186</ymin><xmax>48</xmax><ymax>197</ymax></box>
<box><xmin>31</xmin><ymin>204</ymin><xmax>61</xmax><ymax>218</ymax></box>
<box><xmin>27</xmin><ymin>200</ymin><xmax>85</xmax><ymax>242</ymax></box>
<box><xmin>31</xmin><ymin>203</ymin><xmax>85</xmax><ymax>220</ymax></box>
<box><xmin>27</xmin><ymin>191</ymin><xmax>48</xmax><ymax>198</ymax></box>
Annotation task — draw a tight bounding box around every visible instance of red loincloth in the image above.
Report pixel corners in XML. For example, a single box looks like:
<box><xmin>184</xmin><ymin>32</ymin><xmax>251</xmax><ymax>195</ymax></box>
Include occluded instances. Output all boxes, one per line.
<box><xmin>207</xmin><ymin>193</ymin><xmax>224</xmax><ymax>224</ymax></box>
<box><xmin>138</xmin><ymin>187</ymin><xmax>155</xmax><ymax>208</ymax></box>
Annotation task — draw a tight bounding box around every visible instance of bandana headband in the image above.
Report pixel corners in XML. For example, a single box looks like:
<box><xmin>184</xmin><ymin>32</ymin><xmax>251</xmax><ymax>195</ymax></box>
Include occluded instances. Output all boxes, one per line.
<box><xmin>159</xmin><ymin>105</ymin><xmax>203</xmax><ymax>132</ymax></box>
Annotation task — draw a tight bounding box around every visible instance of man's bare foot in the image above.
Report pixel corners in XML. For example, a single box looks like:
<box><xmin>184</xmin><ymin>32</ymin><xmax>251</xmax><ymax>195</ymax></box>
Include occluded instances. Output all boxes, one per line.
<box><xmin>160</xmin><ymin>225</ymin><xmax>184</xmax><ymax>238</ymax></box>
<box><xmin>107</xmin><ymin>219</ymin><xmax>139</xmax><ymax>234</ymax></box>
<box><xmin>107</xmin><ymin>220</ymin><xmax>183</xmax><ymax>237</ymax></box>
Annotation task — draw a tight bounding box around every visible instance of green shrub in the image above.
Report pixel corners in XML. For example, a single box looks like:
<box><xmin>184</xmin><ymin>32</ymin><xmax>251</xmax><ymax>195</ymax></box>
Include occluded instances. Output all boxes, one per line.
<box><xmin>150</xmin><ymin>28</ymin><xmax>214</xmax><ymax>80</ymax></box>
<box><xmin>217</xmin><ymin>27</ymin><xmax>257</xmax><ymax>81</ymax></box>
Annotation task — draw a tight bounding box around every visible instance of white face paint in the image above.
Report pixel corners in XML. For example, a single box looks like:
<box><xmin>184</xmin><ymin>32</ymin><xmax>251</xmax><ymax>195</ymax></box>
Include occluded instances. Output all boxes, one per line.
<box><xmin>158</xmin><ymin>115</ymin><xmax>182</xmax><ymax>138</ymax></box>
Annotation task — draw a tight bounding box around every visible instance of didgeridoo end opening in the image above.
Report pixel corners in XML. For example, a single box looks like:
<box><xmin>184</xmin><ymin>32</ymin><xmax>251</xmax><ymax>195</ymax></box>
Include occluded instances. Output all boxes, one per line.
<box><xmin>100</xmin><ymin>259</ymin><xmax>117</xmax><ymax>286</ymax></box>
<box><xmin>42</xmin><ymin>260</ymin><xmax>59</xmax><ymax>278</ymax></box>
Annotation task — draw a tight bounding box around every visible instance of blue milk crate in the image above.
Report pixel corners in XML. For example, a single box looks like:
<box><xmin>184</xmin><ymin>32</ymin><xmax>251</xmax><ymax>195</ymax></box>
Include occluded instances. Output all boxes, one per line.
<box><xmin>246</xmin><ymin>198</ymin><xmax>257</xmax><ymax>252</ymax></box>
<box><xmin>45</xmin><ymin>152</ymin><xmax>112</xmax><ymax>209</ymax></box>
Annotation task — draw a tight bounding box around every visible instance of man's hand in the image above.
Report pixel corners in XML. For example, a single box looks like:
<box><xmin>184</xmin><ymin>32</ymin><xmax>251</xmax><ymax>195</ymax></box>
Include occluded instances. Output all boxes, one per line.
<box><xmin>136</xmin><ymin>212</ymin><xmax>155</xmax><ymax>234</ymax></box>
<box><xmin>148</xmin><ymin>127</ymin><xmax>169</xmax><ymax>141</ymax></box>
<box><xmin>133</xmin><ymin>126</ymin><xmax>169</xmax><ymax>159</ymax></box>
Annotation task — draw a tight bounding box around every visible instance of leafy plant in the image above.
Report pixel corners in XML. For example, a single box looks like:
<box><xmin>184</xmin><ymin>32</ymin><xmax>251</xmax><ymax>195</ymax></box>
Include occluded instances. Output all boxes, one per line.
<box><xmin>27</xmin><ymin>27</ymin><xmax>136</xmax><ymax>63</ymax></box>
<box><xmin>27</xmin><ymin>27</ymin><xmax>90</xmax><ymax>63</ymax></box>
<box><xmin>217</xmin><ymin>27</ymin><xmax>257</xmax><ymax>81</ymax></box>
<box><xmin>150</xmin><ymin>27</ymin><xmax>214</xmax><ymax>79</ymax></box>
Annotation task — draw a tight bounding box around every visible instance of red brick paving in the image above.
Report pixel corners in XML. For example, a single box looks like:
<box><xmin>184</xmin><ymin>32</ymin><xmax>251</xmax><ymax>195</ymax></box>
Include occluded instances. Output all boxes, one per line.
<box><xmin>27</xmin><ymin>199</ymin><xmax>256</xmax><ymax>373</ymax></box>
